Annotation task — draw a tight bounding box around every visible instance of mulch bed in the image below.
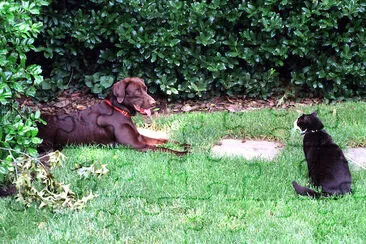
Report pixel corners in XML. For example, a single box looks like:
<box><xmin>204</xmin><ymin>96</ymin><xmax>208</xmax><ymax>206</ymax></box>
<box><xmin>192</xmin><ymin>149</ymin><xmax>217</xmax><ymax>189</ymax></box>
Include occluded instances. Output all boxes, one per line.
<box><xmin>18</xmin><ymin>88</ymin><xmax>321</xmax><ymax>116</ymax></box>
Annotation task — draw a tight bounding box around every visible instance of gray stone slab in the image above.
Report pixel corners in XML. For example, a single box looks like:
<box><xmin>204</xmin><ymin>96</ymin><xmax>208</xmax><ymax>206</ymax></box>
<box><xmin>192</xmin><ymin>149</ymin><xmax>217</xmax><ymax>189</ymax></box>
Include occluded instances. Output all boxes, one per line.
<box><xmin>345</xmin><ymin>148</ymin><xmax>366</xmax><ymax>170</ymax></box>
<box><xmin>211</xmin><ymin>139</ymin><xmax>283</xmax><ymax>161</ymax></box>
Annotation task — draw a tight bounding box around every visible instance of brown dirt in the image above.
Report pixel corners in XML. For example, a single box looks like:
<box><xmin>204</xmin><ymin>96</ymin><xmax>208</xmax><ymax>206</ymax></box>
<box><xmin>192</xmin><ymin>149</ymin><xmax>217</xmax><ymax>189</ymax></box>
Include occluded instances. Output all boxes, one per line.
<box><xmin>18</xmin><ymin>88</ymin><xmax>321</xmax><ymax>116</ymax></box>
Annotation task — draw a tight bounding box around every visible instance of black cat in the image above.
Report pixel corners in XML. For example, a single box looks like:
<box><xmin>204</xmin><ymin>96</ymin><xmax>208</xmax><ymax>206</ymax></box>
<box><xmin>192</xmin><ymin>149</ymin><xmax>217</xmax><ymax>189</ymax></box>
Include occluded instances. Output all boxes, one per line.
<box><xmin>292</xmin><ymin>111</ymin><xmax>352</xmax><ymax>197</ymax></box>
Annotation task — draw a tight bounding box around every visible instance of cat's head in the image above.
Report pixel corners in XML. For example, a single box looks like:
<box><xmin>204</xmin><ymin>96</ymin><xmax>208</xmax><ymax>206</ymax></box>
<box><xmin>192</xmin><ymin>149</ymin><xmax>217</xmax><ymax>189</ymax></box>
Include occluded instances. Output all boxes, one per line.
<box><xmin>294</xmin><ymin>111</ymin><xmax>324</xmax><ymax>134</ymax></box>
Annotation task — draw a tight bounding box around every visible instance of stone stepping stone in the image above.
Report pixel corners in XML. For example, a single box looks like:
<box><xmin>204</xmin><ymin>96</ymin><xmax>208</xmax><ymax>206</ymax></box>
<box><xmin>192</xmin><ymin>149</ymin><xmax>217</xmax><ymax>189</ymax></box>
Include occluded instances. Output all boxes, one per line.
<box><xmin>345</xmin><ymin>148</ymin><xmax>366</xmax><ymax>170</ymax></box>
<box><xmin>211</xmin><ymin>139</ymin><xmax>283</xmax><ymax>161</ymax></box>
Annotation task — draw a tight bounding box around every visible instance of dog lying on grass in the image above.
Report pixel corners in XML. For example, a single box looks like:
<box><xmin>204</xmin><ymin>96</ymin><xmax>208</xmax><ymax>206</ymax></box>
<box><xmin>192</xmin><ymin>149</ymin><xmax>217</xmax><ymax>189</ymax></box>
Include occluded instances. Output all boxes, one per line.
<box><xmin>37</xmin><ymin>77</ymin><xmax>188</xmax><ymax>156</ymax></box>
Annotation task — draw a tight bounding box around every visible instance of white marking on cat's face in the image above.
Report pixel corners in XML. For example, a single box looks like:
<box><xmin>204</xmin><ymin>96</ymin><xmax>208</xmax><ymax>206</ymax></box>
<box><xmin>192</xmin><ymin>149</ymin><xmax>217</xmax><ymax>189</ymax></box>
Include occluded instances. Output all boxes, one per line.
<box><xmin>292</xmin><ymin>116</ymin><xmax>305</xmax><ymax>135</ymax></box>
<box><xmin>293</xmin><ymin>117</ymin><xmax>301</xmax><ymax>132</ymax></box>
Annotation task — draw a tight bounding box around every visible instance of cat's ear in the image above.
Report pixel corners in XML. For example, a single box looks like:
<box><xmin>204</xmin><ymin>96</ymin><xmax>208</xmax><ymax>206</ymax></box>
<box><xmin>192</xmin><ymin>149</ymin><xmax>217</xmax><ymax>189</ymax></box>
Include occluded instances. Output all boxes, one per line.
<box><xmin>311</xmin><ymin>110</ymin><xmax>318</xmax><ymax>116</ymax></box>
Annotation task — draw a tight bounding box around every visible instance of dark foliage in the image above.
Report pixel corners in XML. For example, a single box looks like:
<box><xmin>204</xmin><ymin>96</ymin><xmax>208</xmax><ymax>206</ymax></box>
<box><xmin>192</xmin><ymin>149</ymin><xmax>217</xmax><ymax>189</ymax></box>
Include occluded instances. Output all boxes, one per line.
<box><xmin>30</xmin><ymin>0</ymin><xmax>365</xmax><ymax>100</ymax></box>
<box><xmin>1</xmin><ymin>1</ymin><xmax>47</xmax><ymax>184</ymax></box>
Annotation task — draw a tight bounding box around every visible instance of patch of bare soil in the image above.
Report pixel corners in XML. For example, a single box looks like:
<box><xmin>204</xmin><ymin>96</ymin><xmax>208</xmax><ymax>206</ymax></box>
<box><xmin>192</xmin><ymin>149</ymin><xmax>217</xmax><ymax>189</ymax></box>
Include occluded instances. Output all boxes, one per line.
<box><xmin>18</xmin><ymin>88</ymin><xmax>322</xmax><ymax>116</ymax></box>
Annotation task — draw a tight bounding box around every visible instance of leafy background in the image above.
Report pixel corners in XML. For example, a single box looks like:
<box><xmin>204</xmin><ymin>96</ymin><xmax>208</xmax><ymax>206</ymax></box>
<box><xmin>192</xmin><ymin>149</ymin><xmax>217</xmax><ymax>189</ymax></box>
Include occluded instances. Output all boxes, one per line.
<box><xmin>30</xmin><ymin>0</ymin><xmax>366</xmax><ymax>100</ymax></box>
<box><xmin>0</xmin><ymin>1</ymin><xmax>48</xmax><ymax>182</ymax></box>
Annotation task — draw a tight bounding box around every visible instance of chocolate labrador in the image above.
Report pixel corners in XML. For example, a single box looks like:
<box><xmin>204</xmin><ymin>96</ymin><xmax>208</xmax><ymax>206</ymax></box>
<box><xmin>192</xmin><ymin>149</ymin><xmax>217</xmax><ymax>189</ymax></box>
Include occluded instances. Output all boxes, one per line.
<box><xmin>37</xmin><ymin>77</ymin><xmax>188</xmax><ymax>156</ymax></box>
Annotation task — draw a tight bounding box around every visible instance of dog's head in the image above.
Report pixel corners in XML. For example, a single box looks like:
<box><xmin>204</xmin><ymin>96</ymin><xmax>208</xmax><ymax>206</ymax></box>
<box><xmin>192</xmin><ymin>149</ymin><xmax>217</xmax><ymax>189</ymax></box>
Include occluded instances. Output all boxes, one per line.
<box><xmin>111</xmin><ymin>77</ymin><xmax>156</xmax><ymax>116</ymax></box>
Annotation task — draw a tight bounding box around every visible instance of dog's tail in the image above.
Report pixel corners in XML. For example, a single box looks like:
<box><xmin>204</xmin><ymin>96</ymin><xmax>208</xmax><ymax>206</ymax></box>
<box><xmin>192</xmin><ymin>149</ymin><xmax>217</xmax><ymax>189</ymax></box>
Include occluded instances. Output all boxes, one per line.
<box><xmin>292</xmin><ymin>181</ymin><xmax>320</xmax><ymax>198</ymax></box>
<box><xmin>0</xmin><ymin>184</ymin><xmax>16</xmax><ymax>197</ymax></box>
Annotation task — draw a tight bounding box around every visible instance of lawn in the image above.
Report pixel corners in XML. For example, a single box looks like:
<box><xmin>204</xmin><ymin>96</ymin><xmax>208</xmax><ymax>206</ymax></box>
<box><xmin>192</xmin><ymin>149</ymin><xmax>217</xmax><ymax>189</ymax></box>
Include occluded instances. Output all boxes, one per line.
<box><xmin>1</xmin><ymin>102</ymin><xmax>366</xmax><ymax>243</ymax></box>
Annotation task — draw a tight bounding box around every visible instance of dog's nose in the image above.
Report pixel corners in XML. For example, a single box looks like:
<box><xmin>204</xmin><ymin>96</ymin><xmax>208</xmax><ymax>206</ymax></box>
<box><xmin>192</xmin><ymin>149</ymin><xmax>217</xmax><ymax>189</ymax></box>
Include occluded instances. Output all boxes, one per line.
<box><xmin>149</xmin><ymin>98</ymin><xmax>156</xmax><ymax>107</ymax></box>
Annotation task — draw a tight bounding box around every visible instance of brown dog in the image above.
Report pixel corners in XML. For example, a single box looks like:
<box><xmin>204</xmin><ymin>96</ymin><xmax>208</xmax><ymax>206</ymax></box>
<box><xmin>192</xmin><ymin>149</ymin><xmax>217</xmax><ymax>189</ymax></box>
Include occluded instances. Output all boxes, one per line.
<box><xmin>37</xmin><ymin>77</ymin><xmax>188</xmax><ymax>156</ymax></box>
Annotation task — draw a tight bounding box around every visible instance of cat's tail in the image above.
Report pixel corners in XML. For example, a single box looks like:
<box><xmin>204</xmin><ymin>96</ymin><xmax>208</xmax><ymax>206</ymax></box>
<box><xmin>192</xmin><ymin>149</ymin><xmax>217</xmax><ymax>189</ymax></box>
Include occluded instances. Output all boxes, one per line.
<box><xmin>292</xmin><ymin>181</ymin><xmax>320</xmax><ymax>198</ymax></box>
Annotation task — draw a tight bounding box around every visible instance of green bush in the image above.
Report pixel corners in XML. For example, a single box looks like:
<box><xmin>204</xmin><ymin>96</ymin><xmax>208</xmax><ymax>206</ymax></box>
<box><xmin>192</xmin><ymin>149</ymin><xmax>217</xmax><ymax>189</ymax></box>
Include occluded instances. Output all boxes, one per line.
<box><xmin>0</xmin><ymin>0</ymin><xmax>48</xmax><ymax>183</ymax></box>
<box><xmin>31</xmin><ymin>0</ymin><xmax>365</xmax><ymax>100</ymax></box>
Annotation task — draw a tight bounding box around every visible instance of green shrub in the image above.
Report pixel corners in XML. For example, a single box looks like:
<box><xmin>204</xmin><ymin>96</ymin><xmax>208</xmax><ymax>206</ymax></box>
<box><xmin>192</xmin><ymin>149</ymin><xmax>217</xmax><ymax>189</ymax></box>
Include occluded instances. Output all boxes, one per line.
<box><xmin>0</xmin><ymin>0</ymin><xmax>48</xmax><ymax>183</ymax></box>
<box><xmin>32</xmin><ymin>0</ymin><xmax>365</xmax><ymax>100</ymax></box>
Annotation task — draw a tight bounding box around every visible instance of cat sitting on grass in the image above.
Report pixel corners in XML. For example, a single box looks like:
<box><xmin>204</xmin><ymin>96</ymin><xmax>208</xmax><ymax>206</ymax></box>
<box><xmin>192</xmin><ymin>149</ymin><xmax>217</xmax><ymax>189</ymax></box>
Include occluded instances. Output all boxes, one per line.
<box><xmin>292</xmin><ymin>111</ymin><xmax>352</xmax><ymax>198</ymax></box>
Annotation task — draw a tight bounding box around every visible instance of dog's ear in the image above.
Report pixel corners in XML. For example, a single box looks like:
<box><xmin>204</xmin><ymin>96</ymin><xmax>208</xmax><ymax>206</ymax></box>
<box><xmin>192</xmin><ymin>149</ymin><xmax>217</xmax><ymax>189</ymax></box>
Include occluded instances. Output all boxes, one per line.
<box><xmin>113</xmin><ymin>79</ymin><xmax>129</xmax><ymax>103</ymax></box>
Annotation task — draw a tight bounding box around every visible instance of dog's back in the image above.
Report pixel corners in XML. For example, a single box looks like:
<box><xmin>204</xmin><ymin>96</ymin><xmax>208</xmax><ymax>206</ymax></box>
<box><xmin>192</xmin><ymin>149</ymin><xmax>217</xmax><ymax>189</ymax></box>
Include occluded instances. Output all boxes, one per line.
<box><xmin>37</xmin><ymin>103</ymin><xmax>116</xmax><ymax>152</ymax></box>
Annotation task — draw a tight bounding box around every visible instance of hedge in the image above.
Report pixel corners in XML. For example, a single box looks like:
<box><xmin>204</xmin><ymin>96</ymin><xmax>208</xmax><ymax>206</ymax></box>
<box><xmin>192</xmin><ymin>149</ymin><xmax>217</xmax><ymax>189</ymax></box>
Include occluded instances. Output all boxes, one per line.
<box><xmin>29</xmin><ymin>0</ymin><xmax>365</xmax><ymax>100</ymax></box>
<box><xmin>0</xmin><ymin>1</ymin><xmax>48</xmax><ymax>183</ymax></box>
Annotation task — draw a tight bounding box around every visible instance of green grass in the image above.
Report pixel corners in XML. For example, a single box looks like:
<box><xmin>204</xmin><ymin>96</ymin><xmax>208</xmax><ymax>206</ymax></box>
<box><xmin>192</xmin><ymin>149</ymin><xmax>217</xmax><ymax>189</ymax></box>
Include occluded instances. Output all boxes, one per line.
<box><xmin>1</xmin><ymin>102</ymin><xmax>366</xmax><ymax>243</ymax></box>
